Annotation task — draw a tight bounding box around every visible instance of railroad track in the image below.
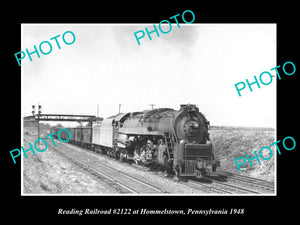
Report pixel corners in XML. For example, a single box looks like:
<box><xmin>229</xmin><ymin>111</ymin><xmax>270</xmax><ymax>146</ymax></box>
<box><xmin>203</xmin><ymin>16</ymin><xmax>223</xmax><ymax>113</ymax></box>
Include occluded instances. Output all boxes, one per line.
<box><xmin>52</xmin><ymin>141</ymin><xmax>274</xmax><ymax>194</ymax></box>
<box><xmin>173</xmin><ymin>171</ymin><xmax>274</xmax><ymax>194</ymax></box>
<box><xmin>185</xmin><ymin>170</ymin><xmax>275</xmax><ymax>194</ymax></box>
<box><xmin>216</xmin><ymin>170</ymin><xmax>275</xmax><ymax>193</ymax></box>
<box><xmin>86</xmin><ymin>154</ymin><xmax>271</xmax><ymax>194</ymax></box>
<box><xmin>186</xmin><ymin>179</ymin><xmax>234</xmax><ymax>194</ymax></box>
<box><xmin>183</xmin><ymin>170</ymin><xmax>275</xmax><ymax>194</ymax></box>
<box><xmin>196</xmin><ymin>177</ymin><xmax>261</xmax><ymax>194</ymax></box>
<box><xmin>92</xmin><ymin>160</ymin><xmax>170</xmax><ymax>194</ymax></box>
<box><xmin>54</xmin><ymin>147</ymin><xmax>170</xmax><ymax>194</ymax></box>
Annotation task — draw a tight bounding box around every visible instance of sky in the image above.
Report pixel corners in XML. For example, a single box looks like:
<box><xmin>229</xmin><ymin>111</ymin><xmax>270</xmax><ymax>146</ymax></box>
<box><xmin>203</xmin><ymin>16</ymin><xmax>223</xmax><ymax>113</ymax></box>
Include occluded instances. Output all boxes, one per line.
<box><xmin>22</xmin><ymin>23</ymin><xmax>276</xmax><ymax>127</ymax></box>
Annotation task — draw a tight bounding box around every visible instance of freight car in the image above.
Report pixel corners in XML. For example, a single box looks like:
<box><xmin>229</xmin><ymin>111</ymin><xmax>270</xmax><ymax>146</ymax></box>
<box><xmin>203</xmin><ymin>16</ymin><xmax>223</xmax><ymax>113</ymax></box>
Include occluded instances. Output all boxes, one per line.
<box><xmin>52</xmin><ymin>127</ymin><xmax>93</xmax><ymax>150</ymax></box>
<box><xmin>52</xmin><ymin>104</ymin><xmax>220</xmax><ymax>178</ymax></box>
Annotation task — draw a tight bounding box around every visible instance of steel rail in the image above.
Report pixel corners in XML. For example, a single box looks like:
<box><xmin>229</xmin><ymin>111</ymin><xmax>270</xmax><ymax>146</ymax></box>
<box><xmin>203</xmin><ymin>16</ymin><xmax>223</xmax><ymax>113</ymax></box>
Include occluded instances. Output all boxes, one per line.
<box><xmin>187</xmin><ymin>179</ymin><xmax>234</xmax><ymax>194</ymax></box>
<box><xmin>54</xmin><ymin>147</ymin><xmax>169</xmax><ymax>194</ymax></box>
<box><xmin>217</xmin><ymin>170</ymin><xmax>274</xmax><ymax>188</ymax></box>
<box><xmin>91</xmin><ymin>159</ymin><xmax>170</xmax><ymax>194</ymax></box>
<box><xmin>200</xmin><ymin>177</ymin><xmax>261</xmax><ymax>194</ymax></box>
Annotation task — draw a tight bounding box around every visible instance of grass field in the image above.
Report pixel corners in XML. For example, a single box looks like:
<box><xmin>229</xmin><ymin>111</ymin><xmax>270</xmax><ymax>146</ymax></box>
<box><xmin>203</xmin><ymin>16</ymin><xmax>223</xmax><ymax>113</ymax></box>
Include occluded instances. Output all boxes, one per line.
<box><xmin>209</xmin><ymin>126</ymin><xmax>275</xmax><ymax>181</ymax></box>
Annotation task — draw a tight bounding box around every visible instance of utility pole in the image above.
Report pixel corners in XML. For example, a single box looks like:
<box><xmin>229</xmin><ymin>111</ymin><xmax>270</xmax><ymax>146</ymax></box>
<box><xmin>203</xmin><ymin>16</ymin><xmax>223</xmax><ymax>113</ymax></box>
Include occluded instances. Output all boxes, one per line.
<box><xmin>149</xmin><ymin>104</ymin><xmax>155</xmax><ymax>109</ymax></box>
<box><xmin>97</xmin><ymin>104</ymin><xmax>99</xmax><ymax>125</ymax></box>
<box><xmin>118</xmin><ymin>104</ymin><xmax>121</xmax><ymax>114</ymax></box>
<box><xmin>32</xmin><ymin>103</ymin><xmax>42</xmax><ymax>145</ymax></box>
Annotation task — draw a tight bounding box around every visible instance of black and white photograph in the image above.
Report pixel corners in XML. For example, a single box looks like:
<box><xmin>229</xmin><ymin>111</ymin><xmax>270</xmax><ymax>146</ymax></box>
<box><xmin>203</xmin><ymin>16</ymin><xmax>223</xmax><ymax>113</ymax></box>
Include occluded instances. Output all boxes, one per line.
<box><xmin>21</xmin><ymin>23</ymin><xmax>276</xmax><ymax>195</ymax></box>
<box><xmin>4</xmin><ymin>5</ymin><xmax>298</xmax><ymax>220</ymax></box>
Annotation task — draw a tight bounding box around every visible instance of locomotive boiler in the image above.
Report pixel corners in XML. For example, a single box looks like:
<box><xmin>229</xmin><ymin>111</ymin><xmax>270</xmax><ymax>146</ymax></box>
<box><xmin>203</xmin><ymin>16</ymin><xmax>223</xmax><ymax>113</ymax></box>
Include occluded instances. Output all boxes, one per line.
<box><xmin>98</xmin><ymin>104</ymin><xmax>220</xmax><ymax>178</ymax></box>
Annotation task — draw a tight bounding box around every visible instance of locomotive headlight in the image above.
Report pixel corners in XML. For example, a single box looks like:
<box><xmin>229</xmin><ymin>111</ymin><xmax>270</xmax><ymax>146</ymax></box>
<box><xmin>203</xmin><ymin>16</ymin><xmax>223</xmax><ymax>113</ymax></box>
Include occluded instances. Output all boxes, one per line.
<box><xmin>191</xmin><ymin>121</ymin><xmax>199</xmax><ymax>128</ymax></box>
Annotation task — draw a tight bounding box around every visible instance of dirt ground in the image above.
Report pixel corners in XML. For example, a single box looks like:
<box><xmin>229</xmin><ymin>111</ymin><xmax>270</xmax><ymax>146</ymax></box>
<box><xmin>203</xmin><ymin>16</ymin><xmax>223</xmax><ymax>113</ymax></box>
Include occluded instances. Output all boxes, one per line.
<box><xmin>22</xmin><ymin>133</ymin><xmax>119</xmax><ymax>194</ymax></box>
<box><xmin>210</xmin><ymin>127</ymin><xmax>275</xmax><ymax>182</ymax></box>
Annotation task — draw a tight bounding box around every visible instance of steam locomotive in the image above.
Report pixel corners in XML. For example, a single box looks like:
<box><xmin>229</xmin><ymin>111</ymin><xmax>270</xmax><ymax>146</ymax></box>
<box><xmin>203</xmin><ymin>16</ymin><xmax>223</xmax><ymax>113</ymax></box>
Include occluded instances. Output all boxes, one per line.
<box><xmin>55</xmin><ymin>104</ymin><xmax>220</xmax><ymax>178</ymax></box>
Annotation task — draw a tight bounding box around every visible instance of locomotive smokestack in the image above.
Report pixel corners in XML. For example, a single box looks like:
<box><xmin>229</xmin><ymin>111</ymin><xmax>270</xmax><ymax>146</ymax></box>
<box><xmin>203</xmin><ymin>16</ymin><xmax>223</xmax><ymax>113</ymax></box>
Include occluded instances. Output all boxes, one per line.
<box><xmin>180</xmin><ymin>104</ymin><xmax>188</xmax><ymax>109</ymax></box>
<box><xmin>180</xmin><ymin>104</ymin><xmax>196</xmax><ymax>110</ymax></box>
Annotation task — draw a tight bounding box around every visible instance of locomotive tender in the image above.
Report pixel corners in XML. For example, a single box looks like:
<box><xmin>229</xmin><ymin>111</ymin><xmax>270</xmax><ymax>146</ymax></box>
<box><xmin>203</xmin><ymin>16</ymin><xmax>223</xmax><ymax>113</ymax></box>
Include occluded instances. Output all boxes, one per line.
<box><xmin>56</xmin><ymin>104</ymin><xmax>220</xmax><ymax>177</ymax></box>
